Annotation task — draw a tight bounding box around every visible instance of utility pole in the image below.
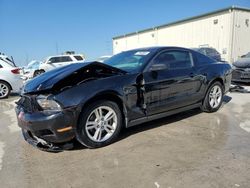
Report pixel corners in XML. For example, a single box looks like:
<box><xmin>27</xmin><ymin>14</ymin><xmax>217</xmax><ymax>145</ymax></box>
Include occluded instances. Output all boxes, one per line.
<box><xmin>56</xmin><ymin>42</ymin><xmax>59</xmax><ymax>54</ymax></box>
<box><xmin>25</xmin><ymin>53</ymin><xmax>29</xmax><ymax>65</ymax></box>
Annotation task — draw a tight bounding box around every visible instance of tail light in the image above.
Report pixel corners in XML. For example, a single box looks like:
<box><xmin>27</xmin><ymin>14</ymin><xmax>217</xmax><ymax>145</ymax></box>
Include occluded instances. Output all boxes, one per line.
<box><xmin>11</xmin><ymin>68</ymin><xmax>21</xmax><ymax>74</ymax></box>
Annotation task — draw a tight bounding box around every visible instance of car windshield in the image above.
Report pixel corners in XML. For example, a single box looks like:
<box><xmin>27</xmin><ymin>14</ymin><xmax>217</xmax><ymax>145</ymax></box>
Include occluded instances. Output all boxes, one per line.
<box><xmin>104</xmin><ymin>49</ymin><xmax>155</xmax><ymax>72</ymax></box>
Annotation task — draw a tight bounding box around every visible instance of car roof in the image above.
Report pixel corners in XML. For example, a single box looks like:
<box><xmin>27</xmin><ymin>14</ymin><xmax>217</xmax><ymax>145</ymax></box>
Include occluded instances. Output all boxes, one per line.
<box><xmin>47</xmin><ymin>54</ymin><xmax>83</xmax><ymax>58</ymax></box>
<box><xmin>125</xmin><ymin>46</ymin><xmax>193</xmax><ymax>52</ymax></box>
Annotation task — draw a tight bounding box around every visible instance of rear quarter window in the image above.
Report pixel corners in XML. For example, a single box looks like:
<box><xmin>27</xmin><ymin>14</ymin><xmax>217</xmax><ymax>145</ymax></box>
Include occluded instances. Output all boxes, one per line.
<box><xmin>74</xmin><ymin>56</ymin><xmax>84</xmax><ymax>61</ymax></box>
<box><xmin>193</xmin><ymin>51</ymin><xmax>215</xmax><ymax>66</ymax></box>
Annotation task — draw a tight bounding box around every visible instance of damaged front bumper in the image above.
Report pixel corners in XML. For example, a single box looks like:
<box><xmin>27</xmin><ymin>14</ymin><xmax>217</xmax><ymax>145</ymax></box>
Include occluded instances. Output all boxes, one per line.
<box><xmin>22</xmin><ymin>129</ymin><xmax>74</xmax><ymax>152</ymax></box>
<box><xmin>15</xmin><ymin>95</ymin><xmax>79</xmax><ymax>152</ymax></box>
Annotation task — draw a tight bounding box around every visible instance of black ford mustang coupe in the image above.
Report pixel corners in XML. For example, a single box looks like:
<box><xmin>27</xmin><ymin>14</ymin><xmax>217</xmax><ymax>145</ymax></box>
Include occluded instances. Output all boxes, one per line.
<box><xmin>16</xmin><ymin>47</ymin><xmax>232</xmax><ymax>150</ymax></box>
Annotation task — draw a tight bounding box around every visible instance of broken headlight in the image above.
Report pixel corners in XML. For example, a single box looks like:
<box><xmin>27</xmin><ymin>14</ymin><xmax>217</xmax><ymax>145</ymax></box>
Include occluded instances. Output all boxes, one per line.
<box><xmin>36</xmin><ymin>95</ymin><xmax>62</xmax><ymax>112</ymax></box>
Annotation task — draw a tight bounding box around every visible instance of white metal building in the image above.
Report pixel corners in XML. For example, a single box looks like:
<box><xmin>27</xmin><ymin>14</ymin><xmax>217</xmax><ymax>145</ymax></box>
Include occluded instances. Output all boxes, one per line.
<box><xmin>113</xmin><ymin>6</ymin><xmax>250</xmax><ymax>63</ymax></box>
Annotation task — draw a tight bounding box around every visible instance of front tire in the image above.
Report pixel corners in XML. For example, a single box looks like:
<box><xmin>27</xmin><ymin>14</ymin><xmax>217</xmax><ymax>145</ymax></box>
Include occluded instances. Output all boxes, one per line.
<box><xmin>76</xmin><ymin>100</ymin><xmax>122</xmax><ymax>148</ymax></box>
<box><xmin>201</xmin><ymin>81</ymin><xmax>224</xmax><ymax>113</ymax></box>
<box><xmin>0</xmin><ymin>81</ymin><xmax>11</xmax><ymax>99</ymax></box>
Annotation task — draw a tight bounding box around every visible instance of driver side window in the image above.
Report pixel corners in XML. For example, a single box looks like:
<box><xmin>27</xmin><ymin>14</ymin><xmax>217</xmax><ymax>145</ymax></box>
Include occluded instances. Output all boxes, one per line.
<box><xmin>153</xmin><ymin>50</ymin><xmax>193</xmax><ymax>70</ymax></box>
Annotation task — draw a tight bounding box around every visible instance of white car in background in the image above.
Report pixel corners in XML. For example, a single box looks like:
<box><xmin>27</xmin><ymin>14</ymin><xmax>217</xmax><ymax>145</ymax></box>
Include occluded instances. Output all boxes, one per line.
<box><xmin>34</xmin><ymin>54</ymin><xmax>85</xmax><ymax>77</ymax></box>
<box><xmin>0</xmin><ymin>55</ymin><xmax>23</xmax><ymax>99</ymax></box>
<box><xmin>21</xmin><ymin>60</ymin><xmax>41</xmax><ymax>80</ymax></box>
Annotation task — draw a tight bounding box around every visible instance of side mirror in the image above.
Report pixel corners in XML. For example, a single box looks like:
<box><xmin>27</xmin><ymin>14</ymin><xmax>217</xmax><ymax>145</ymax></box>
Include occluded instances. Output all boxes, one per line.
<box><xmin>149</xmin><ymin>63</ymin><xmax>167</xmax><ymax>71</ymax></box>
<box><xmin>47</xmin><ymin>60</ymin><xmax>52</xmax><ymax>64</ymax></box>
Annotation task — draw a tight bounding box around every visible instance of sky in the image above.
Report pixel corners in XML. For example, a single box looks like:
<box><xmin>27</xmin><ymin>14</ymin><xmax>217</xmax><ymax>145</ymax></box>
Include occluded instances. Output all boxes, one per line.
<box><xmin>0</xmin><ymin>0</ymin><xmax>250</xmax><ymax>66</ymax></box>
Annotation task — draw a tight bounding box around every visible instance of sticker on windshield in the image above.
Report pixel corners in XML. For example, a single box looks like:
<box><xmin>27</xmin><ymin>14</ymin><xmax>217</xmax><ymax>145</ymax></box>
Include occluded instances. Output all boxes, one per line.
<box><xmin>135</xmin><ymin>51</ymin><xmax>150</xmax><ymax>56</ymax></box>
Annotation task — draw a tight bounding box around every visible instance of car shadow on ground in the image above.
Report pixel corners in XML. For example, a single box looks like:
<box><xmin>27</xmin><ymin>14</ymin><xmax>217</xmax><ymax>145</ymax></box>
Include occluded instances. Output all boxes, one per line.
<box><xmin>223</xmin><ymin>95</ymin><xmax>232</xmax><ymax>103</ymax></box>
<box><xmin>12</xmin><ymin>93</ymin><xmax>20</xmax><ymax>96</ymax></box>
<box><xmin>72</xmin><ymin>108</ymin><xmax>203</xmax><ymax>151</ymax></box>
<box><xmin>72</xmin><ymin>95</ymin><xmax>232</xmax><ymax>151</ymax></box>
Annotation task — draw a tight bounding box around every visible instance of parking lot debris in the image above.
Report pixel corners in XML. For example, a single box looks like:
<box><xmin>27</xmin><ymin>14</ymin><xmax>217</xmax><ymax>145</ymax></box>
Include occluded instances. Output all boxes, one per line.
<box><xmin>229</xmin><ymin>85</ymin><xmax>250</xmax><ymax>93</ymax></box>
<box><xmin>22</xmin><ymin>129</ymin><xmax>74</xmax><ymax>152</ymax></box>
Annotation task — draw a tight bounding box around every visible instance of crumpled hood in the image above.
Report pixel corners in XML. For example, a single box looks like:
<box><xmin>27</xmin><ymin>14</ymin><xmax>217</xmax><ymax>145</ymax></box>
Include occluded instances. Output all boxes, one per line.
<box><xmin>23</xmin><ymin>62</ymin><xmax>126</xmax><ymax>94</ymax></box>
<box><xmin>233</xmin><ymin>58</ymin><xmax>250</xmax><ymax>68</ymax></box>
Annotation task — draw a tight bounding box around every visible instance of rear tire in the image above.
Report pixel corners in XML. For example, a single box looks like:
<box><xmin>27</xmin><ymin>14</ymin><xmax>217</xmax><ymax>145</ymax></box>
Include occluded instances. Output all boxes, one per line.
<box><xmin>201</xmin><ymin>81</ymin><xmax>224</xmax><ymax>113</ymax></box>
<box><xmin>76</xmin><ymin>100</ymin><xmax>122</xmax><ymax>148</ymax></box>
<box><xmin>0</xmin><ymin>81</ymin><xmax>11</xmax><ymax>99</ymax></box>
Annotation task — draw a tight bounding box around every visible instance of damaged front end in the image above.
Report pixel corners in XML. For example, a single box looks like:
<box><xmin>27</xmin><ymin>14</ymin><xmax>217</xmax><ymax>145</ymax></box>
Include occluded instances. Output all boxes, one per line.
<box><xmin>16</xmin><ymin>62</ymin><xmax>127</xmax><ymax>152</ymax></box>
<box><xmin>23</xmin><ymin>61</ymin><xmax>126</xmax><ymax>94</ymax></box>
<box><xmin>136</xmin><ymin>74</ymin><xmax>147</xmax><ymax>114</ymax></box>
<box><xmin>22</xmin><ymin>129</ymin><xmax>74</xmax><ymax>152</ymax></box>
<box><xmin>15</xmin><ymin>94</ymin><xmax>77</xmax><ymax>152</ymax></box>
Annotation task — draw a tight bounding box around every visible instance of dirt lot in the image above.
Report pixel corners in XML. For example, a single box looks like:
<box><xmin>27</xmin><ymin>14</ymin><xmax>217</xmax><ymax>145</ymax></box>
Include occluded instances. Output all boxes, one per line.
<box><xmin>0</xmin><ymin>87</ymin><xmax>250</xmax><ymax>188</ymax></box>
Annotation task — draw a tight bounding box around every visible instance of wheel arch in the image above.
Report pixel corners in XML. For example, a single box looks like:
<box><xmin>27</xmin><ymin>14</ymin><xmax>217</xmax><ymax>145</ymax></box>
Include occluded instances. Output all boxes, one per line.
<box><xmin>33</xmin><ymin>69</ymin><xmax>45</xmax><ymax>77</ymax></box>
<box><xmin>208</xmin><ymin>77</ymin><xmax>225</xmax><ymax>91</ymax></box>
<box><xmin>0</xmin><ymin>79</ymin><xmax>12</xmax><ymax>90</ymax></box>
<box><xmin>77</xmin><ymin>91</ymin><xmax>127</xmax><ymax>128</ymax></box>
<box><xmin>202</xmin><ymin>77</ymin><xmax>224</xmax><ymax>106</ymax></box>
<box><xmin>34</xmin><ymin>69</ymin><xmax>45</xmax><ymax>72</ymax></box>
<box><xmin>201</xmin><ymin>77</ymin><xmax>225</xmax><ymax>112</ymax></box>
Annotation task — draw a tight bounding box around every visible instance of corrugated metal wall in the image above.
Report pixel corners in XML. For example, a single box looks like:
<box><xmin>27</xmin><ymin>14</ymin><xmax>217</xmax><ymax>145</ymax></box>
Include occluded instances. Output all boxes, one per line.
<box><xmin>232</xmin><ymin>10</ymin><xmax>250</xmax><ymax>62</ymax></box>
<box><xmin>113</xmin><ymin>9</ymin><xmax>250</xmax><ymax>63</ymax></box>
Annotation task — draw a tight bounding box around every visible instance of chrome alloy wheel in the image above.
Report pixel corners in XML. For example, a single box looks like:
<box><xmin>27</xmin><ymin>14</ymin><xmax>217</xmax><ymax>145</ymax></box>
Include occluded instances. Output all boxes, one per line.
<box><xmin>0</xmin><ymin>83</ymin><xmax>9</xmax><ymax>98</ymax></box>
<box><xmin>209</xmin><ymin>85</ymin><xmax>222</xmax><ymax>109</ymax></box>
<box><xmin>85</xmin><ymin>106</ymin><xmax>118</xmax><ymax>142</ymax></box>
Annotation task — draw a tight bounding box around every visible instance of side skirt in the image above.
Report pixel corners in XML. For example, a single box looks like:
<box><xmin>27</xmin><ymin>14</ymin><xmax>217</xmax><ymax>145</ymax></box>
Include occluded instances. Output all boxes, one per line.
<box><xmin>127</xmin><ymin>103</ymin><xmax>202</xmax><ymax>128</ymax></box>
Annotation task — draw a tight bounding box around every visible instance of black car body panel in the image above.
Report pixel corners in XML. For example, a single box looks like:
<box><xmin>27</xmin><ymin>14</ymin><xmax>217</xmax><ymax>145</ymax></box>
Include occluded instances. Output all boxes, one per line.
<box><xmin>15</xmin><ymin>105</ymin><xmax>76</xmax><ymax>143</ymax></box>
<box><xmin>16</xmin><ymin>47</ymin><xmax>232</xmax><ymax>150</ymax></box>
